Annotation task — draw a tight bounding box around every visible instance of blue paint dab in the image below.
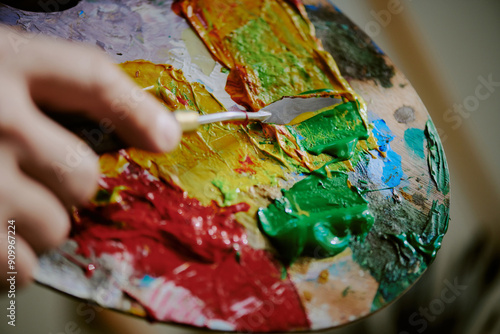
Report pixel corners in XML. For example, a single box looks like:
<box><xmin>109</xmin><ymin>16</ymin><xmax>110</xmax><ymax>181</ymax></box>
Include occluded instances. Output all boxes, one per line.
<box><xmin>383</xmin><ymin>150</ymin><xmax>404</xmax><ymax>188</ymax></box>
<box><xmin>139</xmin><ymin>275</ymin><xmax>155</xmax><ymax>287</ymax></box>
<box><xmin>371</xmin><ymin>119</ymin><xmax>394</xmax><ymax>152</ymax></box>
<box><xmin>370</xmin><ymin>116</ymin><xmax>405</xmax><ymax>188</ymax></box>
<box><xmin>404</xmin><ymin>128</ymin><xmax>425</xmax><ymax>160</ymax></box>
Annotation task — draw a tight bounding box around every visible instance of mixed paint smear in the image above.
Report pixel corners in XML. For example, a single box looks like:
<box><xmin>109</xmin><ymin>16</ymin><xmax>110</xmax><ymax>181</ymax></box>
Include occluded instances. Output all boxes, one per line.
<box><xmin>305</xmin><ymin>3</ymin><xmax>395</xmax><ymax>88</ymax></box>
<box><xmin>74</xmin><ymin>156</ymin><xmax>309</xmax><ymax>332</ymax></box>
<box><xmin>72</xmin><ymin>58</ymin><xmax>375</xmax><ymax>330</ymax></box>
<box><xmin>172</xmin><ymin>0</ymin><xmax>358</xmax><ymax>111</ymax></box>
<box><xmin>353</xmin><ymin>195</ymin><xmax>450</xmax><ymax>308</ymax></box>
<box><xmin>60</xmin><ymin>0</ymin><xmax>451</xmax><ymax>331</ymax></box>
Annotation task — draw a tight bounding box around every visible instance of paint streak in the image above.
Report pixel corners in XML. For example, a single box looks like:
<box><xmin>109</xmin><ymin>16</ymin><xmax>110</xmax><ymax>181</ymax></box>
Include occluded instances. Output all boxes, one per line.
<box><xmin>305</xmin><ymin>4</ymin><xmax>395</xmax><ymax>88</ymax></box>
<box><xmin>425</xmin><ymin>120</ymin><xmax>450</xmax><ymax>195</ymax></box>
<box><xmin>371</xmin><ymin>118</ymin><xmax>405</xmax><ymax>188</ymax></box>
<box><xmin>73</xmin><ymin>155</ymin><xmax>309</xmax><ymax>331</ymax></box>
<box><xmin>172</xmin><ymin>0</ymin><xmax>360</xmax><ymax>111</ymax></box>
<box><xmin>404</xmin><ymin>128</ymin><xmax>425</xmax><ymax>160</ymax></box>
<box><xmin>352</xmin><ymin>196</ymin><xmax>428</xmax><ymax>307</ymax></box>
<box><xmin>258</xmin><ymin>166</ymin><xmax>374</xmax><ymax>265</ymax></box>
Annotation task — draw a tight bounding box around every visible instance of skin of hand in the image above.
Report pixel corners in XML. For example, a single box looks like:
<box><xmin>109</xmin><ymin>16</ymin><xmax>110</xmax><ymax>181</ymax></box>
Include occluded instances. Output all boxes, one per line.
<box><xmin>0</xmin><ymin>26</ymin><xmax>181</xmax><ymax>289</ymax></box>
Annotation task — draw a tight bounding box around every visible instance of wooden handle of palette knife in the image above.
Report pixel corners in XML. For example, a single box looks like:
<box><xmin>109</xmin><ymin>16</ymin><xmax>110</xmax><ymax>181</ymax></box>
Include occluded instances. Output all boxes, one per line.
<box><xmin>174</xmin><ymin>110</ymin><xmax>200</xmax><ymax>132</ymax></box>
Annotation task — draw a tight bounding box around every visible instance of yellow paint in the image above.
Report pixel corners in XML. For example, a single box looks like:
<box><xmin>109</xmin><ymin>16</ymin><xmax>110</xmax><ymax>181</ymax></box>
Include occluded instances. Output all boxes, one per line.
<box><xmin>101</xmin><ymin>61</ymin><xmax>336</xmax><ymax>226</ymax></box>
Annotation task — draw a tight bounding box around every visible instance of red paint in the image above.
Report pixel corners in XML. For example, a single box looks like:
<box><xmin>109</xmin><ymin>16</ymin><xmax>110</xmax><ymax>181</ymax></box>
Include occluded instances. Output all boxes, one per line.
<box><xmin>176</xmin><ymin>95</ymin><xmax>190</xmax><ymax>107</ymax></box>
<box><xmin>234</xmin><ymin>155</ymin><xmax>257</xmax><ymax>175</ymax></box>
<box><xmin>58</xmin><ymin>249</ymin><xmax>96</xmax><ymax>278</ymax></box>
<box><xmin>72</xmin><ymin>152</ymin><xmax>309</xmax><ymax>331</ymax></box>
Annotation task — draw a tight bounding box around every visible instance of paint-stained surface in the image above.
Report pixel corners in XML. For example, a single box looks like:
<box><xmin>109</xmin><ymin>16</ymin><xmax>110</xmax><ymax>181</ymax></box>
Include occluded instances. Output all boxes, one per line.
<box><xmin>304</xmin><ymin>1</ymin><xmax>395</xmax><ymax>88</ymax></box>
<box><xmin>172</xmin><ymin>0</ymin><xmax>357</xmax><ymax>111</ymax></box>
<box><xmin>74</xmin><ymin>156</ymin><xmax>309</xmax><ymax>332</ymax></box>
<box><xmin>0</xmin><ymin>0</ymin><xmax>450</xmax><ymax>331</ymax></box>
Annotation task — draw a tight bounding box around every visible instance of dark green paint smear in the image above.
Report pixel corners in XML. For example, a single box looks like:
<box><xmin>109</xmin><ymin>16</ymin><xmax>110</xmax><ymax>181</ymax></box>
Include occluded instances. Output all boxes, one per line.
<box><xmin>425</xmin><ymin>120</ymin><xmax>450</xmax><ymax>195</ymax></box>
<box><xmin>290</xmin><ymin>101</ymin><xmax>369</xmax><ymax>160</ymax></box>
<box><xmin>389</xmin><ymin>200</ymin><xmax>449</xmax><ymax>262</ymax></box>
<box><xmin>306</xmin><ymin>5</ymin><xmax>395</xmax><ymax>88</ymax></box>
<box><xmin>351</xmin><ymin>189</ymin><xmax>450</xmax><ymax>306</ymax></box>
<box><xmin>258</xmin><ymin>167</ymin><xmax>374</xmax><ymax>265</ymax></box>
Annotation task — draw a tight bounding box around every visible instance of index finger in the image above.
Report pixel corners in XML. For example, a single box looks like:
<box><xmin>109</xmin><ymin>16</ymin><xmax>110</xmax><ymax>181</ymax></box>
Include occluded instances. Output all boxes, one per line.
<box><xmin>18</xmin><ymin>36</ymin><xmax>181</xmax><ymax>153</ymax></box>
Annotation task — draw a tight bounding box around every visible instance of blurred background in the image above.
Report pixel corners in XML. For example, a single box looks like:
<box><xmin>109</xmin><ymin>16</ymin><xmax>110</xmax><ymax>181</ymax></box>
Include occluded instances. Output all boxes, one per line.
<box><xmin>0</xmin><ymin>0</ymin><xmax>499</xmax><ymax>333</ymax></box>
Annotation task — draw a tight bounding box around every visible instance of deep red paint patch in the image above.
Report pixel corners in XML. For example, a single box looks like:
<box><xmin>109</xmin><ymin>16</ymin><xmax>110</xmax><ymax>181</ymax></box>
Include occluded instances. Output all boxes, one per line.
<box><xmin>71</xmin><ymin>153</ymin><xmax>309</xmax><ymax>332</ymax></box>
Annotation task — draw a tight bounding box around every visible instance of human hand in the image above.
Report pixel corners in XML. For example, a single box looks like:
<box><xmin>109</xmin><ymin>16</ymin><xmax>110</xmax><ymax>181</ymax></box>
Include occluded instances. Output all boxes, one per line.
<box><xmin>0</xmin><ymin>26</ymin><xmax>181</xmax><ymax>288</ymax></box>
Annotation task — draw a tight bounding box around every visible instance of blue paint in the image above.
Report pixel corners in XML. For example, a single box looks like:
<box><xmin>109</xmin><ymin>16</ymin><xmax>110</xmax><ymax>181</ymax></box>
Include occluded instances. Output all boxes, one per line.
<box><xmin>304</xmin><ymin>4</ymin><xmax>320</xmax><ymax>11</ymax></box>
<box><xmin>369</xmin><ymin>113</ymin><xmax>405</xmax><ymax>188</ymax></box>
<box><xmin>371</xmin><ymin>119</ymin><xmax>394</xmax><ymax>152</ymax></box>
<box><xmin>404</xmin><ymin>128</ymin><xmax>425</xmax><ymax>160</ymax></box>
<box><xmin>139</xmin><ymin>275</ymin><xmax>155</xmax><ymax>287</ymax></box>
<box><xmin>383</xmin><ymin>150</ymin><xmax>404</xmax><ymax>188</ymax></box>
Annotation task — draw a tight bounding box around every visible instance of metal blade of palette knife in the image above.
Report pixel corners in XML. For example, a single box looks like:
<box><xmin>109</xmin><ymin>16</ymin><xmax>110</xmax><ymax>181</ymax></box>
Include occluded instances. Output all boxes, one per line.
<box><xmin>263</xmin><ymin>96</ymin><xmax>342</xmax><ymax>124</ymax></box>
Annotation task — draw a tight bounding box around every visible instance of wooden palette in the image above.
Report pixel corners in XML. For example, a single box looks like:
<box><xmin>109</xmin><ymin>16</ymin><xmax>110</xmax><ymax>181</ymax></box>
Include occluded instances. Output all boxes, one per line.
<box><xmin>0</xmin><ymin>0</ymin><xmax>450</xmax><ymax>332</ymax></box>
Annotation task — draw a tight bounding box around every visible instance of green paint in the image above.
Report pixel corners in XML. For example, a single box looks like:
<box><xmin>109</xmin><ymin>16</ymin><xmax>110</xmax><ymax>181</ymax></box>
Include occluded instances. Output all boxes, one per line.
<box><xmin>352</xmin><ymin>196</ymin><xmax>428</xmax><ymax>305</ymax></box>
<box><xmin>352</xmin><ymin>191</ymin><xmax>450</xmax><ymax>307</ymax></box>
<box><xmin>92</xmin><ymin>186</ymin><xmax>128</xmax><ymax>205</ymax></box>
<box><xmin>401</xmin><ymin>200</ymin><xmax>449</xmax><ymax>262</ymax></box>
<box><xmin>425</xmin><ymin>120</ymin><xmax>450</xmax><ymax>195</ymax></box>
<box><xmin>258</xmin><ymin>167</ymin><xmax>374</xmax><ymax>265</ymax></box>
<box><xmin>306</xmin><ymin>6</ymin><xmax>395</xmax><ymax>88</ymax></box>
<box><xmin>229</xmin><ymin>17</ymin><xmax>333</xmax><ymax>105</ymax></box>
<box><xmin>299</xmin><ymin>88</ymin><xmax>335</xmax><ymax>95</ymax></box>
<box><xmin>212</xmin><ymin>179</ymin><xmax>239</xmax><ymax>205</ymax></box>
<box><xmin>291</xmin><ymin>101</ymin><xmax>369</xmax><ymax>160</ymax></box>
<box><xmin>404</xmin><ymin>128</ymin><xmax>425</xmax><ymax>160</ymax></box>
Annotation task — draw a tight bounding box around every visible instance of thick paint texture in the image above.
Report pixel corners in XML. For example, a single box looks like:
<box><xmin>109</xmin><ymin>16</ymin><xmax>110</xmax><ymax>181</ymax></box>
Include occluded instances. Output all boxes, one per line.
<box><xmin>391</xmin><ymin>200</ymin><xmax>449</xmax><ymax>262</ymax></box>
<box><xmin>173</xmin><ymin>0</ymin><xmax>358</xmax><ymax>111</ymax></box>
<box><xmin>74</xmin><ymin>156</ymin><xmax>309</xmax><ymax>331</ymax></box>
<box><xmin>172</xmin><ymin>0</ymin><xmax>378</xmax><ymax>269</ymax></box>
<box><xmin>258</xmin><ymin>167</ymin><xmax>374</xmax><ymax>264</ymax></box>
<box><xmin>291</xmin><ymin>101</ymin><xmax>369</xmax><ymax>160</ymax></box>
<box><xmin>118</xmin><ymin>61</ymin><xmax>333</xmax><ymax>218</ymax></box>
<box><xmin>79</xmin><ymin>60</ymin><xmax>378</xmax><ymax>330</ymax></box>
<box><xmin>425</xmin><ymin>120</ymin><xmax>450</xmax><ymax>195</ymax></box>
